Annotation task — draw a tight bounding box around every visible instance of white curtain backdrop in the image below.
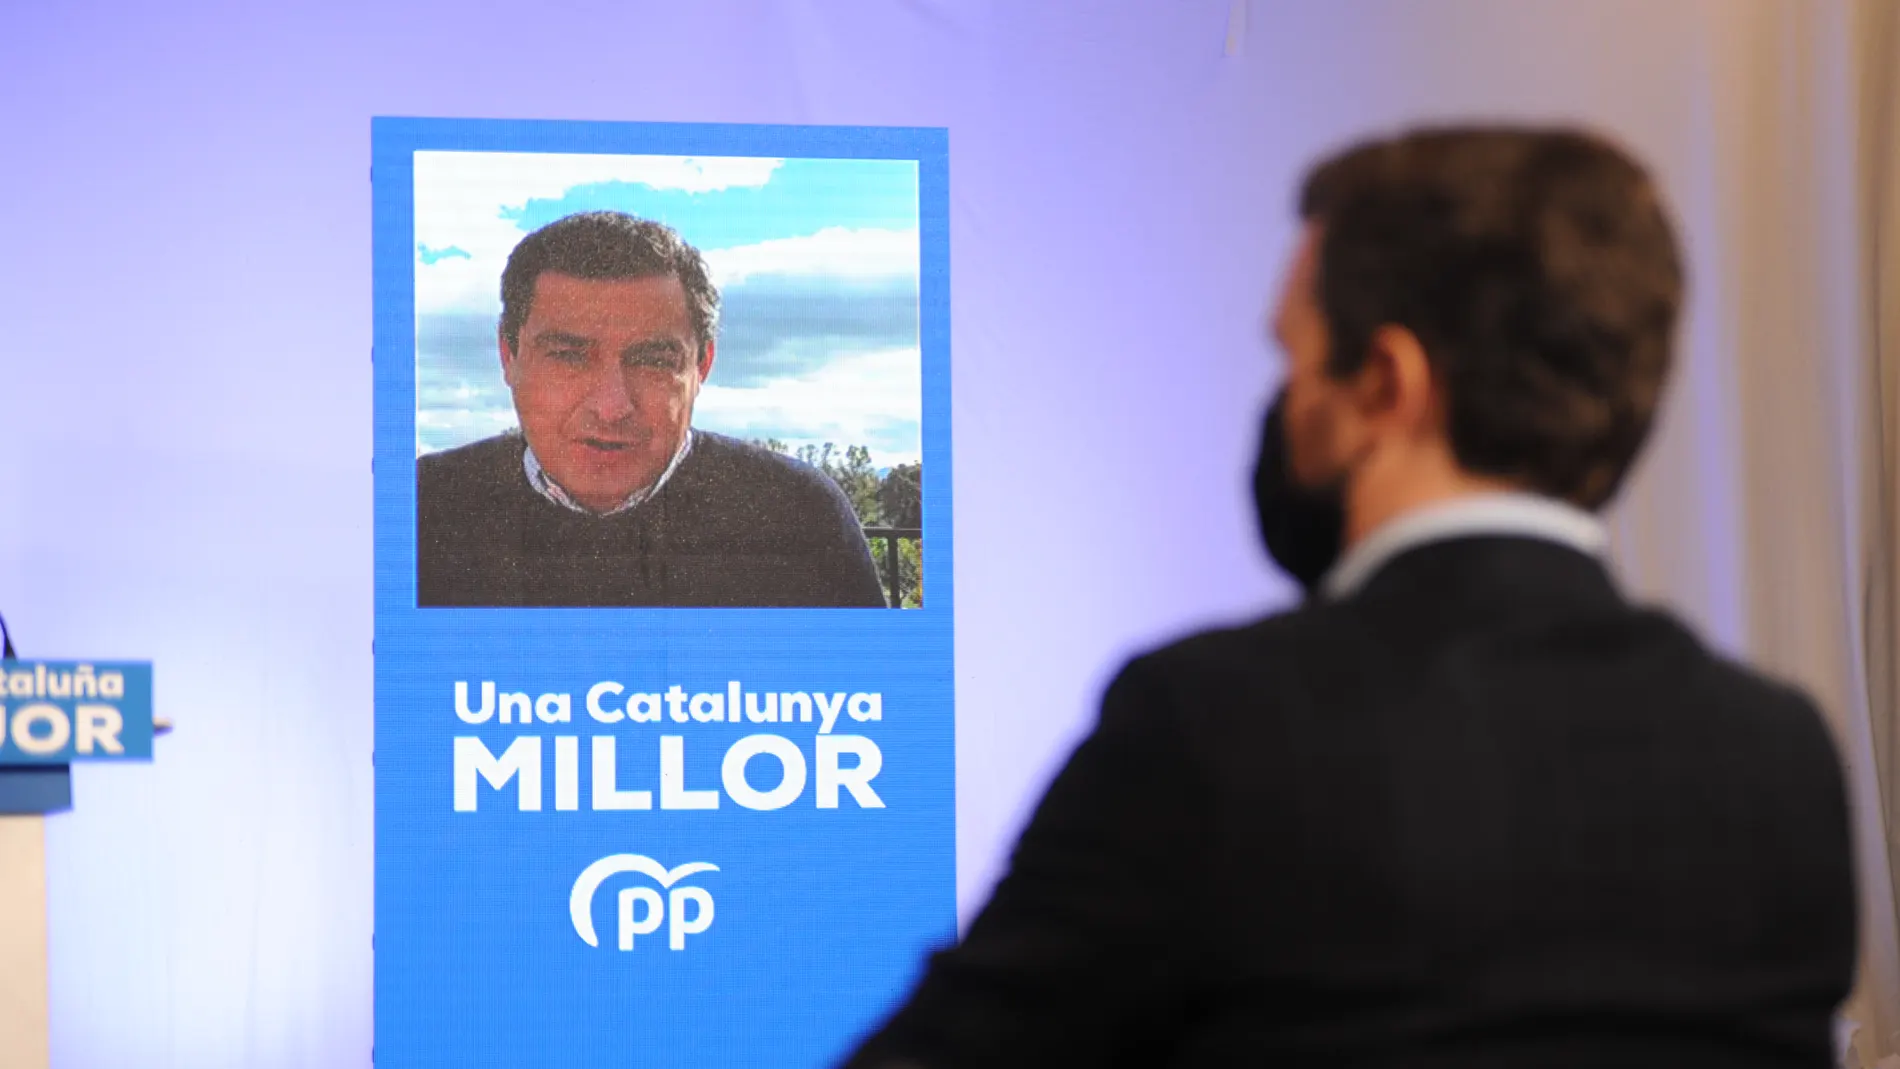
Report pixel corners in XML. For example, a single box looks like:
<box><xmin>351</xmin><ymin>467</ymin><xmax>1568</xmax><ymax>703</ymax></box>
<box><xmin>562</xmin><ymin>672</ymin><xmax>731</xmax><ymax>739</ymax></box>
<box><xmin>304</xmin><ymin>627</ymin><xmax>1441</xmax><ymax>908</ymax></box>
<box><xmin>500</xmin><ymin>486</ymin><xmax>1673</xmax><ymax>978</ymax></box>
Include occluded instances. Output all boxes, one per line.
<box><xmin>1849</xmin><ymin>0</ymin><xmax>1900</xmax><ymax>1063</ymax></box>
<box><xmin>1601</xmin><ymin>3</ymin><xmax>1900</xmax><ymax>1063</ymax></box>
<box><xmin>0</xmin><ymin>2</ymin><xmax>1890</xmax><ymax>1065</ymax></box>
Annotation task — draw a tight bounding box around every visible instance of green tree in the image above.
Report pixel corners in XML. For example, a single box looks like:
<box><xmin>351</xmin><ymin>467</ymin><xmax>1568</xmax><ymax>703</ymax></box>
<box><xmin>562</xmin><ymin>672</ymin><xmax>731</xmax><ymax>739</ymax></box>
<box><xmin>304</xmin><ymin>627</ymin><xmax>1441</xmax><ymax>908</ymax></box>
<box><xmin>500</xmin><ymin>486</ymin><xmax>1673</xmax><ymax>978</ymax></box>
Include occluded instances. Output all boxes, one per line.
<box><xmin>792</xmin><ymin>443</ymin><xmax>883</xmax><ymax>528</ymax></box>
<box><xmin>897</xmin><ymin>533</ymin><xmax>923</xmax><ymax>608</ymax></box>
<box><xmin>747</xmin><ymin>439</ymin><xmax>925</xmax><ymax>607</ymax></box>
<box><xmin>871</xmin><ymin>462</ymin><xmax>923</xmax><ymax>607</ymax></box>
<box><xmin>878</xmin><ymin>462</ymin><xmax>921</xmax><ymax>530</ymax></box>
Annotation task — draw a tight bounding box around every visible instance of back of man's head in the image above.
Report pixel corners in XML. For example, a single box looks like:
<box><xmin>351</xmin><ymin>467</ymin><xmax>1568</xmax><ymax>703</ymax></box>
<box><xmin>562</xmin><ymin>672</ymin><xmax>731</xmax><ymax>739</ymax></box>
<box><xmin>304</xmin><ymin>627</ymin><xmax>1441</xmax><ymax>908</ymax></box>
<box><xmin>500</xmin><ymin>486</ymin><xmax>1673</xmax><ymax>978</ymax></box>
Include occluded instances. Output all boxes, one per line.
<box><xmin>1298</xmin><ymin>126</ymin><xmax>1684</xmax><ymax>510</ymax></box>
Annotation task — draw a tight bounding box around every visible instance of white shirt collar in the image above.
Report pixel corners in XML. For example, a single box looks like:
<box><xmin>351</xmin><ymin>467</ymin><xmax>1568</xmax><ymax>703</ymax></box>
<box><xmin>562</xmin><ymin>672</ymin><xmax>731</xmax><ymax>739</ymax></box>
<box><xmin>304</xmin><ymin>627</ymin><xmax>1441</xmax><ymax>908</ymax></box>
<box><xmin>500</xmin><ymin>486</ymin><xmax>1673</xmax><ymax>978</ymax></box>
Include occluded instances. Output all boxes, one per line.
<box><xmin>521</xmin><ymin>430</ymin><xmax>695</xmax><ymax>517</ymax></box>
<box><xmin>1319</xmin><ymin>491</ymin><xmax>1607</xmax><ymax>600</ymax></box>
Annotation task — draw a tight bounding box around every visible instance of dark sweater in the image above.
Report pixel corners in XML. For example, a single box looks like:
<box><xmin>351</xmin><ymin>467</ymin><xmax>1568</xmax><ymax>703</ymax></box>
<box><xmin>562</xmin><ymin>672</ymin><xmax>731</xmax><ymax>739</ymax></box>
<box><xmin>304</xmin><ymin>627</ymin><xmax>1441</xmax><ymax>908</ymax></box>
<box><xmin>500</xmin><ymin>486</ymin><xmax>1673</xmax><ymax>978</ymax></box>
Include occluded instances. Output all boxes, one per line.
<box><xmin>417</xmin><ymin>431</ymin><xmax>888</xmax><ymax>608</ymax></box>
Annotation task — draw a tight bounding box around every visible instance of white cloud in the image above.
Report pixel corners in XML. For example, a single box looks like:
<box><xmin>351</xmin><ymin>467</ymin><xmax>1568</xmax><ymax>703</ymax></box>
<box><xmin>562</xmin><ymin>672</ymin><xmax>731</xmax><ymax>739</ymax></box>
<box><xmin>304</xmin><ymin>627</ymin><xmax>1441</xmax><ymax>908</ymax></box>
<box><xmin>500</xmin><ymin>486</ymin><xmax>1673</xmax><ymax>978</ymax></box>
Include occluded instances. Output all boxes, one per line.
<box><xmin>411</xmin><ymin>151</ymin><xmax>785</xmax><ymax>317</ymax></box>
<box><xmin>694</xmin><ymin>346</ymin><xmax>922</xmax><ymax>468</ymax></box>
<box><xmin>703</xmin><ymin>227</ymin><xmax>919</xmax><ymax>289</ymax></box>
<box><xmin>416</xmin><ymin>224</ymin><xmax>921</xmax><ymax>319</ymax></box>
<box><xmin>414</xmin><ymin>150</ymin><xmax>782</xmax><ymax>206</ymax></box>
<box><xmin>408</xmin><ymin>152</ymin><xmax>916</xmax><ymax>322</ymax></box>
<box><xmin>415</xmin><ymin>254</ymin><xmax>506</xmax><ymax>318</ymax></box>
<box><xmin>416</xmin><ymin>404</ymin><xmax>518</xmax><ymax>456</ymax></box>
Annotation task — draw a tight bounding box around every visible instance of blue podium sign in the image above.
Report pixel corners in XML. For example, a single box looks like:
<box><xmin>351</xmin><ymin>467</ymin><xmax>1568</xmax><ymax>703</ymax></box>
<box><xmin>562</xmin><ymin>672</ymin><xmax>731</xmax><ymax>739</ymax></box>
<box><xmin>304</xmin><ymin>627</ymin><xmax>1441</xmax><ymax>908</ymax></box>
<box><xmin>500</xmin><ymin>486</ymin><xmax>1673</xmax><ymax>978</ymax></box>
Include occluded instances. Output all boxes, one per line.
<box><xmin>374</xmin><ymin>118</ymin><xmax>954</xmax><ymax>1068</ymax></box>
<box><xmin>0</xmin><ymin>661</ymin><xmax>154</xmax><ymax>765</ymax></box>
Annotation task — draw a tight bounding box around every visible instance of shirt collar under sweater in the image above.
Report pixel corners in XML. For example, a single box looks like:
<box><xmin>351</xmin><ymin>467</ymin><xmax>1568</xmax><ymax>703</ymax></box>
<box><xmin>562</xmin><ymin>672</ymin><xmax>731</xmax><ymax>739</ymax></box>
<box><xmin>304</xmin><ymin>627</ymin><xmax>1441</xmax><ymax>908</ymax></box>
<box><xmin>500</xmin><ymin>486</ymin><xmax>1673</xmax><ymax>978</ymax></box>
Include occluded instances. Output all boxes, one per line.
<box><xmin>521</xmin><ymin>430</ymin><xmax>695</xmax><ymax>517</ymax></box>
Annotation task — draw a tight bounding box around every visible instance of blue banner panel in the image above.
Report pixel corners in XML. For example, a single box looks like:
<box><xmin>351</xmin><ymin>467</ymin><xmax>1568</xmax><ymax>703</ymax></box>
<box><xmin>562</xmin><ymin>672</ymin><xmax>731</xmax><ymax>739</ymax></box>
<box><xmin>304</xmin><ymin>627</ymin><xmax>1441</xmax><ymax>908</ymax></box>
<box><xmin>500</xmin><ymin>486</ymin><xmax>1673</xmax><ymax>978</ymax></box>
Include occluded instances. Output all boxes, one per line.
<box><xmin>0</xmin><ymin>661</ymin><xmax>154</xmax><ymax>764</ymax></box>
<box><xmin>373</xmin><ymin>118</ymin><xmax>953</xmax><ymax>1069</ymax></box>
<box><xmin>0</xmin><ymin>768</ymin><xmax>72</xmax><ymax>814</ymax></box>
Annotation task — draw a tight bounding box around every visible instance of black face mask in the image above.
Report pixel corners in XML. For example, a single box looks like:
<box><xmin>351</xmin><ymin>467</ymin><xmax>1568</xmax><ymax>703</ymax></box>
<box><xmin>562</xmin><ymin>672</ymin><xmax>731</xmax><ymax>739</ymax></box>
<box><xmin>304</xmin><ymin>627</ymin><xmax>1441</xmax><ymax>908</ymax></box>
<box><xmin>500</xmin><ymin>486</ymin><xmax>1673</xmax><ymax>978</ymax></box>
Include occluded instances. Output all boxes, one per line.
<box><xmin>1252</xmin><ymin>389</ymin><xmax>1345</xmax><ymax>596</ymax></box>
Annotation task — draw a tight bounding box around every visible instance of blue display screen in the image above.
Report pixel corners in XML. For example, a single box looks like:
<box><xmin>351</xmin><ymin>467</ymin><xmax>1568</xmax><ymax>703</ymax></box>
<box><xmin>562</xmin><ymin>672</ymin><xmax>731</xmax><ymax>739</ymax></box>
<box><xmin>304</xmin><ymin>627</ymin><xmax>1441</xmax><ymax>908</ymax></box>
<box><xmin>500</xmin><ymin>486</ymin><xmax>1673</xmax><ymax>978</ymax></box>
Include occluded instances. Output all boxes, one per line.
<box><xmin>372</xmin><ymin>117</ymin><xmax>953</xmax><ymax>1068</ymax></box>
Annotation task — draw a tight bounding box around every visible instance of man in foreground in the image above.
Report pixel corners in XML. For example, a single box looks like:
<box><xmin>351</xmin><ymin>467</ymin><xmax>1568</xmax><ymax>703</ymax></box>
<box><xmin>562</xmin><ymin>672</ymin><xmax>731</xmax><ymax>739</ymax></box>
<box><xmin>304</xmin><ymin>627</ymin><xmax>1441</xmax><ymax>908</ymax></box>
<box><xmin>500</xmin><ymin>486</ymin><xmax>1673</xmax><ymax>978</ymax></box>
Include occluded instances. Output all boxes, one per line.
<box><xmin>417</xmin><ymin>211</ymin><xmax>887</xmax><ymax>608</ymax></box>
<box><xmin>843</xmin><ymin>126</ymin><xmax>1856</xmax><ymax>1067</ymax></box>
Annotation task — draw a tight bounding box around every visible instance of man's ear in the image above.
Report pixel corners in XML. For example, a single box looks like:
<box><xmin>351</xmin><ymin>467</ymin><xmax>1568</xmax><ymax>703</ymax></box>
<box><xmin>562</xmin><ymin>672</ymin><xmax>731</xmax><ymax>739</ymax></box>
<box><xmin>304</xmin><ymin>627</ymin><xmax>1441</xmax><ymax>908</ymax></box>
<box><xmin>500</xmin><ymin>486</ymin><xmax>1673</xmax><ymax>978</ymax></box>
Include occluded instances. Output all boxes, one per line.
<box><xmin>697</xmin><ymin>338</ymin><xmax>717</xmax><ymax>382</ymax></box>
<box><xmin>499</xmin><ymin>328</ymin><xmax>518</xmax><ymax>388</ymax></box>
<box><xmin>1360</xmin><ymin>324</ymin><xmax>1435</xmax><ymax>435</ymax></box>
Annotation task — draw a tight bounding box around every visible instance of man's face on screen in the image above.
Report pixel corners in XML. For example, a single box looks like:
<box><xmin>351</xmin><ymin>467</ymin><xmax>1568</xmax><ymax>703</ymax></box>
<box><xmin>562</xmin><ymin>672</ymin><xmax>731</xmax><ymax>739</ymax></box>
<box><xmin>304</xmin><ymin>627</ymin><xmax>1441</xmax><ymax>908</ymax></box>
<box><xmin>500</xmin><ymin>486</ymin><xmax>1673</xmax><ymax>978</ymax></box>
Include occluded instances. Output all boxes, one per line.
<box><xmin>500</xmin><ymin>271</ymin><xmax>713</xmax><ymax>513</ymax></box>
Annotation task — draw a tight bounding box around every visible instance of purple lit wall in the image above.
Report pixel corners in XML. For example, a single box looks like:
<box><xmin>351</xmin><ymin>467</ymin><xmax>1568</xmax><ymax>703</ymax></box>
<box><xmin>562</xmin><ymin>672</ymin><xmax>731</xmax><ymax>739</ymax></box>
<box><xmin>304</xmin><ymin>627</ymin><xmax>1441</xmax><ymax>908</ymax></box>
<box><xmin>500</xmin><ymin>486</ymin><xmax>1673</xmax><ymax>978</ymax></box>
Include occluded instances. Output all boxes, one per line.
<box><xmin>0</xmin><ymin>2</ymin><xmax>1766</xmax><ymax>1066</ymax></box>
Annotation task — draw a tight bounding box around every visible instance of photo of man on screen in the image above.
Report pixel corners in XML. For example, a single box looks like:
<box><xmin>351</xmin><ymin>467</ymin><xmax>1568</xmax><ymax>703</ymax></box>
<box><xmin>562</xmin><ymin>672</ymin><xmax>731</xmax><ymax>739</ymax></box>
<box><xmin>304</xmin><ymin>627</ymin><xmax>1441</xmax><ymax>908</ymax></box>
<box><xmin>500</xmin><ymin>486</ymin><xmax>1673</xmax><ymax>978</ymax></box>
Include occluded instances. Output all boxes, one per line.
<box><xmin>417</xmin><ymin>211</ymin><xmax>888</xmax><ymax>608</ymax></box>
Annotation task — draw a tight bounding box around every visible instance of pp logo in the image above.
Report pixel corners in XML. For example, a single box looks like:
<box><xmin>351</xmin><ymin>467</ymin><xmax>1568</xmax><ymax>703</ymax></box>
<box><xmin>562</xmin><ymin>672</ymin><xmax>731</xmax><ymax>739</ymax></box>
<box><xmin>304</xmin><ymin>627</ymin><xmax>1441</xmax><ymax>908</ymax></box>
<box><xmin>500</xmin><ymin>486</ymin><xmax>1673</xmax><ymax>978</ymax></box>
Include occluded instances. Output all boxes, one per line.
<box><xmin>569</xmin><ymin>854</ymin><xmax>717</xmax><ymax>951</ymax></box>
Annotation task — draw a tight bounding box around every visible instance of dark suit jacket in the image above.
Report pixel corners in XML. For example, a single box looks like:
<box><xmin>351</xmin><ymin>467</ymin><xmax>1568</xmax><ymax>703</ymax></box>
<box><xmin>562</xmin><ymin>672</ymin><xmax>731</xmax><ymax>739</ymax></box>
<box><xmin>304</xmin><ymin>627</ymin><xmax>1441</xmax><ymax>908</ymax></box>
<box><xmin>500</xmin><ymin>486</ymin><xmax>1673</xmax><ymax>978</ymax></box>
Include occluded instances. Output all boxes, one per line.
<box><xmin>844</xmin><ymin>537</ymin><xmax>1857</xmax><ymax>1068</ymax></box>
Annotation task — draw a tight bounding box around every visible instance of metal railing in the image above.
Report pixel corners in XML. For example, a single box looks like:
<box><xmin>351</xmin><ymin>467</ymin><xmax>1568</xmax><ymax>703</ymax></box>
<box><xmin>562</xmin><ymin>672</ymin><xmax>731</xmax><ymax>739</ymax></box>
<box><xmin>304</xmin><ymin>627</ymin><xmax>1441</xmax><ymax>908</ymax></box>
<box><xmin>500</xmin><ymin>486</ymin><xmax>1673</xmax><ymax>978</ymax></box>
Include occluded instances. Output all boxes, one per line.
<box><xmin>862</xmin><ymin>526</ymin><xmax>922</xmax><ymax>608</ymax></box>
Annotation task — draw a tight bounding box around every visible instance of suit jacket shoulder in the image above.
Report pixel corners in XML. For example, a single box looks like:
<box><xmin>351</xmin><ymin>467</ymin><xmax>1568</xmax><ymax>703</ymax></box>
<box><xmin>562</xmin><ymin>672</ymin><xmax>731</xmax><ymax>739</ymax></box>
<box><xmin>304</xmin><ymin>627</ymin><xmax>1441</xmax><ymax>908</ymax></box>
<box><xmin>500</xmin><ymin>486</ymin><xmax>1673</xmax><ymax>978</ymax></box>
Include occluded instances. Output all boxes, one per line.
<box><xmin>845</xmin><ymin>538</ymin><xmax>1858</xmax><ymax>1068</ymax></box>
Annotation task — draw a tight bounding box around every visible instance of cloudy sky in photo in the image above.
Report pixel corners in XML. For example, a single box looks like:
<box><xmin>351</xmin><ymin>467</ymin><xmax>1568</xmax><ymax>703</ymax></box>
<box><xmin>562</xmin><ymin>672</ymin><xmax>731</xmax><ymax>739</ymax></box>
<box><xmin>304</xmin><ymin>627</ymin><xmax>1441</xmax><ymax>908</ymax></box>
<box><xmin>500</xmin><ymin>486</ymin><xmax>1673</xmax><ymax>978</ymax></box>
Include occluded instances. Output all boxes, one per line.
<box><xmin>412</xmin><ymin>151</ymin><xmax>922</xmax><ymax>468</ymax></box>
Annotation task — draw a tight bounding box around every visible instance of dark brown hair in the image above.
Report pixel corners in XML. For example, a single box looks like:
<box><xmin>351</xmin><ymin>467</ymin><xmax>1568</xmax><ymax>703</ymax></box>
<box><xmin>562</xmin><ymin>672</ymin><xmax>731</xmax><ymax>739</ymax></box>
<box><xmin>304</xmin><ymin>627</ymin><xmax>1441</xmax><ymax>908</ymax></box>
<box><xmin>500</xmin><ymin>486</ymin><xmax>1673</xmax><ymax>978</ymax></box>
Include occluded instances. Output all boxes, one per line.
<box><xmin>1298</xmin><ymin>126</ymin><xmax>1684</xmax><ymax>509</ymax></box>
<box><xmin>499</xmin><ymin>211</ymin><xmax>720</xmax><ymax>356</ymax></box>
